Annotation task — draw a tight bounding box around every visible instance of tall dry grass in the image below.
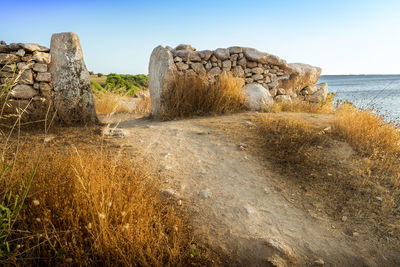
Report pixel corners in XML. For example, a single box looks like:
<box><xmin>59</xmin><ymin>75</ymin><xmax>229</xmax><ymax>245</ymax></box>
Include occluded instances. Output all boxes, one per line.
<box><xmin>255</xmin><ymin>107</ymin><xmax>400</xmax><ymax>238</ymax></box>
<box><xmin>0</xmin><ymin>144</ymin><xmax>192</xmax><ymax>265</ymax></box>
<box><xmin>94</xmin><ymin>91</ymin><xmax>151</xmax><ymax>115</ymax></box>
<box><xmin>266</xmin><ymin>93</ymin><xmax>336</xmax><ymax>114</ymax></box>
<box><xmin>160</xmin><ymin>72</ymin><xmax>245</xmax><ymax>120</ymax></box>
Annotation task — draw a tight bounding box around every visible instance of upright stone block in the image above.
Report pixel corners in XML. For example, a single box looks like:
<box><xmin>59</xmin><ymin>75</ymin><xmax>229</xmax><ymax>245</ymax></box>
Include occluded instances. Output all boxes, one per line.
<box><xmin>49</xmin><ymin>32</ymin><xmax>98</xmax><ymax>124</ymax></box>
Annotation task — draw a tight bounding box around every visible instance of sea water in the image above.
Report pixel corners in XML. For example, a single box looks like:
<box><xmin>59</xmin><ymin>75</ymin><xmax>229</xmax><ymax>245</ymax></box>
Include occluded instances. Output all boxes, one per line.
<box><xmin>318</xmin><ymin>75</ymin><xmax>400</xmax><ymax>122</ymax></box>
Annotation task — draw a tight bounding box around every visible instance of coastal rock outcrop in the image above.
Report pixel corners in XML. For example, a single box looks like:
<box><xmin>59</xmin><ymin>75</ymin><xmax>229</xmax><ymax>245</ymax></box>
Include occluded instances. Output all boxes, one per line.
<box><xmin>149</xmin><ymin>44</ymin><xmax>329</xmax><ymax>116</ymax></box>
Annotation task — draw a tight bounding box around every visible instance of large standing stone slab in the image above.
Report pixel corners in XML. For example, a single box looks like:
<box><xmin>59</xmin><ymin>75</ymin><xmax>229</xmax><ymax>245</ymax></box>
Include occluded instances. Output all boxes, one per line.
<box><xmin>148</xmin><ymin>46</ymin><xmax>177</xmax><ymax>116</ymax></box>
<box><xmin>49</xmin><ymin>32</ymin><xmax>98</xmax><ymax>124</ymax></box>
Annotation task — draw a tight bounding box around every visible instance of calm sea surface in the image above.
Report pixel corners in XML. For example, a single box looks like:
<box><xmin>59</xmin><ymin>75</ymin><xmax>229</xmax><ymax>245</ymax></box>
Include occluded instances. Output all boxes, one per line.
<box><xmin>318</xmin><ymin>75</ymin><xmax>400</xmax><ymax>121</ymax></box>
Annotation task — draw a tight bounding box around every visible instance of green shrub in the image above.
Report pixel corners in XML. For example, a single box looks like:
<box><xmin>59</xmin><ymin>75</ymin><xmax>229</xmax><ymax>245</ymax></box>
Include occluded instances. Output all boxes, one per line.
<box><xmin>90</xmin><ymin>80</ymin><xmax>104</xmax><ymax>93</ymax></box>
<box><xmin>104</xmin><ymin>73</ymin><xmax>148</xmax><ymax>96</ymax></box>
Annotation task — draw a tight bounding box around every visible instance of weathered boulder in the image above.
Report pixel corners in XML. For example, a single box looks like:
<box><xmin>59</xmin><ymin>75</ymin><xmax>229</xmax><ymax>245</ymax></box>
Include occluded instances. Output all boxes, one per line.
<box><xmin>242</xmin><ymin>83</ymin><xmax>273</xmax><ymax>110</ymax></box>
<box><xmin>49</xmin><ymin>32</ymin><xmax>98</xmax><ymax>124</ymax></box>
<box><xmin>278</xmin><ymin>63</ymin><xmax>321</xmax><ymax>94</ymax></box>
<box><xmin>148</xmin><ymin>45</ymin><xmax>177</xmax><ymax>116</ymax></box>
<box><xmin>305</xmin><ymin>83</ymin><xmax>329</xmax><ymax>103</ymax></box>
<box><xmin>20</xmin><ymin>69</ymin><xmax>34</xmax><ymax>84</ymax></box>
<box><xmin>10</xmin><ymin>84</ymin><xmax>37</xmax><ymax>99</ymax></box>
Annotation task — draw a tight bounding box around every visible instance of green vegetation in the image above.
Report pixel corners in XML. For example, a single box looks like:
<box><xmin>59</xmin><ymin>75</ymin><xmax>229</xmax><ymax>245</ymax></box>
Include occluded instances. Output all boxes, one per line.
<box><xmin>90</xmin><ymin>73</ymin><xmax>148</xmax><ymax>96</ymax></box>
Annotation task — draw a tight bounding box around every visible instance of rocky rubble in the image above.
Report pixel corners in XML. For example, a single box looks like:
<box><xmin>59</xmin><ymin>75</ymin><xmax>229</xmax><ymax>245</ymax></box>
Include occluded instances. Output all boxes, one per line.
<box><xmin>149</xmin><ymin>44</ymin><xmax>329</xmax><ymax>115</ymax></box>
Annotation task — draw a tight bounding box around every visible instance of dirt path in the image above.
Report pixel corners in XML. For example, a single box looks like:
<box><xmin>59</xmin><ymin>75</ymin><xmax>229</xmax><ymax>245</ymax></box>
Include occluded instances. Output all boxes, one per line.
<box><xmin>101</xmin><ymin>112</ymin><xmax>399</xmax><ymax>266</ymax></box>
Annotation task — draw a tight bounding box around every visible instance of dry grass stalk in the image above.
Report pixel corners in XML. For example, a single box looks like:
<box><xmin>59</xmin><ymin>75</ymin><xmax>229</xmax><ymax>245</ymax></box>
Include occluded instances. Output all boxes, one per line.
<box><xmin>266</xmin><ymin>93</ymin><xmax>336</xmax><ymax>114</ymax></box>
<box><xmin>94</xmin><ymin>91</ymin><xmax>151</xmax><ymax>115</ymax></box>
<box><xmin>0</xmin><ymin>144</ymin><xmax>191</xmax><ymax>265</ymax></box>
<box><xmin>255</xmin><ymin>112</ymin><xmax>400</xmax><ymax>239</ymax></box>
<box><xmin>160</xmin><ymin>72</ymin><xmax>245</xmax><ymax>120</ymax></box>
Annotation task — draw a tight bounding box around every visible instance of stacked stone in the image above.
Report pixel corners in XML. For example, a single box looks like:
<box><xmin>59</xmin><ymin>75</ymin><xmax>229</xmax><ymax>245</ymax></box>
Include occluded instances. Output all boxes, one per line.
<box><xmin>0</xmin><ymin>41</ymin><xmax>53</xmax><ymax>101</ymax></box>
<box><xmin>170</xmin><ymin>44</ymin><xmax>296</xmax><ymax>101</ymax></box>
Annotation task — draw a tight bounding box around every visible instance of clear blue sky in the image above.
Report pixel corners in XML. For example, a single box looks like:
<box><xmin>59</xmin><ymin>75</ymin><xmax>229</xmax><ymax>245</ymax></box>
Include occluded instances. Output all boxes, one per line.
<box><xmin>2</xmin><ymin>0</ymin><xmax>399</xmax><ymax>75</ymax></box>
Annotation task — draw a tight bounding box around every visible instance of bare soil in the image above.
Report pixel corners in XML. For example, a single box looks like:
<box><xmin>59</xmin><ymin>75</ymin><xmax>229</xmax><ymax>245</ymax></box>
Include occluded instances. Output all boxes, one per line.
<box><xmin>100</xmin><ymin>112</ymin><xmax>400</xmax><ymax>266</ymax></box>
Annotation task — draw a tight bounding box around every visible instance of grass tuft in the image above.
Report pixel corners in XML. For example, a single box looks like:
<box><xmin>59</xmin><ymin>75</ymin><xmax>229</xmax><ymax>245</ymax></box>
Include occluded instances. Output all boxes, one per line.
<box><xmin>160</xmin><ymin>72</ymin><xmax>245</xmax><ymax>120</ymax></box>
<box><xmin>0</xmin><ymin>144</ymin><xmax>191</xmax><ymax>265</ymax></box>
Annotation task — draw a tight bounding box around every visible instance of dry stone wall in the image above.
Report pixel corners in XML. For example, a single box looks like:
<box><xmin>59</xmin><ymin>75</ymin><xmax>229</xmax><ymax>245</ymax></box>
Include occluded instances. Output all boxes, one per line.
<box><xmin>0</xmin><ymin>32</ymin><xmax>98</xmax><ymax>124</ymax></box>
<box><xmin>0</xmin><ymin>42</ymin><xmax>54</xmax><ymax>120</ymax></box>
<box><xmin>149</xmin><ymin>44</ymin><xmax>328</xmax><ymax>115</ymax></box>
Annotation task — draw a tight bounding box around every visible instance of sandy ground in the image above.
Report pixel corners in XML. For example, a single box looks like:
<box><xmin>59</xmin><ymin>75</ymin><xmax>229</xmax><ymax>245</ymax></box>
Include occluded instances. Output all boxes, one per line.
<box><xmin>100</xmin><ymin>112</ymin><xmax>400</xmax><ymax>266</ymax></box>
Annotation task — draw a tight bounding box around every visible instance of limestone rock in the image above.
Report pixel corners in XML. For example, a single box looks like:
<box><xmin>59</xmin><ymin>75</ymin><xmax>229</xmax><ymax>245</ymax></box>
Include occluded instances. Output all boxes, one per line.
<box><xmin>39</xmin><ymin>82</ymin><xmax>52</xmax><ymax>98</ymax></box>
<box><xmin>232</xmin><ymin>66</ymin><xmax>245</xmax><ymax>78</ymax></box>
<box><xmin>176</xmin><ymin>62</ymin><xmax>189</xmax><ymax>71</ymax></box>
<box><xmin>33</xmin><ymin>63</ymin><xmax>47</xmax><ymax>72</ymax></box>
<box><xmin>35</xmin><ymin>72</ymin><xmax>51</xmax><ymax>82</ymax></box>
<box><xmin>228</xmin><ymin>46</ymin><xmax>243</xmax><ymax>54</ymax></box>
<box><xmin>174</xmin><ymin>50</ymin><xmax>201</xmax><ymax>62</ymax></box>
<box><xmin>242</xmin><ymin>83</ymin><xmax>273</xmax><ymax>110</ymax></box>
<box><xmin>243</xmin><ymin>47</ymin><xmax>287</xmax><ymax>67</ymax></box>
<box><xmin>8</xmin><ymin>43</ymin><xmax>21</xmax><ymax>51</ymax></box>
<box><xmin>3</xmin><ymin>64</ymin><xmax>16</xmax><ymax>72</ymax></box>
<box><xmin>198</xmin><ymin>50</ymin><xmax>213</xmax><ymax>60</ymax></box>
<box><xmin>0</xmin><ymin>53</ymin><xmax>19</xmax><ymax>64</ymax></box>
<box><xmin>252</xmin><ymin>74</ymin><xmax>263</xmax><ymax>80</ymax></box>
<box><xmin>175</xmin><ymin>44</ymin><xmax>195</xmax><ymax>51</ymax></box>
<box><xmin>148</xmin><ymin>45</ymin><xmax>177</xmax><ymax>116</ymax></box>
<box><xmin>19</xmin><ymin>43</ymin><xmax>50</xmax><ymax>52</ymax></box>
<box><xmin>20</xmin><ymin>69</ymin><xmax>34</xmax><ymax>84</ymax></box>
<box><xmin>33</xmin><ymin>52</ymin><xmax>51</xmax><ymax>64</ymax></box>
<box><xmin>49</xmin><ymin>32</ymin><xmax>98</xmax><ymax>124</ymax></box>
<box><xmin>0</xmin><ymin>44</ymin><xmax>9</xmax><ymax>53</ymax></box>
<box><xmin>209</xmin><ymin>67</ymin><xmax>222</xmax><ymax>76</ymax></box>
<box><xmin>238</xmin><ymin>57</ymin><xmax>247</xmax><ymax>67</ymax></box>
<box><xmin>214</xmin><ymin>48</ymin><xmax>230</xmax><ymax>60</ymax></box>
<box><xmin>278</xmin><ymin>63</ymin><xmax>321</xmax><ymax>94</ymax></box>
<box><xmin>16</xmin><ymin>49</ymin><xmax>25</xmax><ymax>57</ymax></box>
<box><xmin>275</xmin><ymin>95</ymin><xmax>292</xmax><ymax>103</ymax></box>
<box><xmin>251</xmin><ymin>67</ymin><xmax>264</xmax><ymax>74</ymax></box>
<box><xmin>10</xmin><ymin>84</ymin><xmax>37</xmax><ymax>99</ymax></box>
<box><xmin>173</xmin><ymin>56</ymin><xmax>182</xmax><ymax>62</ymax></box>
<box><xmin>247</xmin><ymin>61</ymin><xmax>258</xmax><ymax>68</ymax></box>
<box><xmin>222</xmin><ymin>60</ymin><xmax>231</xmax><ymax>71</ymax></box>
<box><xmin>191</xmin><ymin>62</ymin><xmax>206</xmax><ymax>74</ymax></box>
<box><xmin>305</xmin><ymin>83</ymin><xmax>329</xmax><ymax>103</ymax></box>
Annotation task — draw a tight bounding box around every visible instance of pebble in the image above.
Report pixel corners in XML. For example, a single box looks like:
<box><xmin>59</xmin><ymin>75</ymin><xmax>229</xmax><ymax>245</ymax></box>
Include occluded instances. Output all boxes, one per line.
<box><xmin>341</xmin><ymin>215</ymin><xmax>347</xmax><ymax>222</ymax></box>
<box><xmin>200</xmin><ymin>189</ymin><xmax>212</xmax><ymax>199</ymax></box>
<box><xmin>376</xmin><ymin>196</ymin><xmax>382</xmax><ymax>201</ymax></box>
<box><xmin>352</xmin><ymin>232</ymin><xmax>359</xmax><ymax>237</ymax></box>
<box><xmin>164</xmin><ymin>165</ymin><xmax>172</xmax><ymax>170</ymax></box>
<box><xmin>244</xmin><ymin>205</ymin><xmax>254</xmax><ymax>214</ymax></box>
<box><xmin>161</xmin><ymin>189</ymin><xmax>179</xmax><ymax>199</ymax></box>
<box><xmin>314</xmin><ymin>258</ymin><xmax>325</xmax><ymax>266</ymax></box>
<box><xmin>263</xmin><ymin>237</ymin><xmax>289</xmax><ymax>255</ymax></box>
<box><xmin>200</xmin><ymin>169</ymin><xmax>207</xmax><ymax>174</ymax></box>
<box><xmin>161</xmin><ymin>152</ymin><xmax>170</xmax><ymax>158</ymax></box>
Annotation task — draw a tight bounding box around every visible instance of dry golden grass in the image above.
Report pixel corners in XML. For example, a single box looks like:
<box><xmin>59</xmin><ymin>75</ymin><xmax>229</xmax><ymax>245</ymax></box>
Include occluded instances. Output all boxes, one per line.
<box><xmin>160</xmin><ymin>72</ymin><xmax>245</xmax><ymax>120</ymax></box>
<box><xmin>94</xmin><ymin>91</ymin><xmax>151</xmax><ymax>115</ymax></box>
<box><xmin>266</xmin><ymin>93</ymin><xmax>336</xmax><ymax>114</ymax></box>
<box><xmin>333</xmin><ymin>104</ymin><xmax>400</xmax><ymax>157</ymax></box>
<box><xmin>0</xmin><ymin>142</ymin><xmax>193</xmax><ymax>266</ymax></box>
<box><xmin>255</xmin><ymin>110</ymin><xmax>400</xmax><ymax>239</ymax></box>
